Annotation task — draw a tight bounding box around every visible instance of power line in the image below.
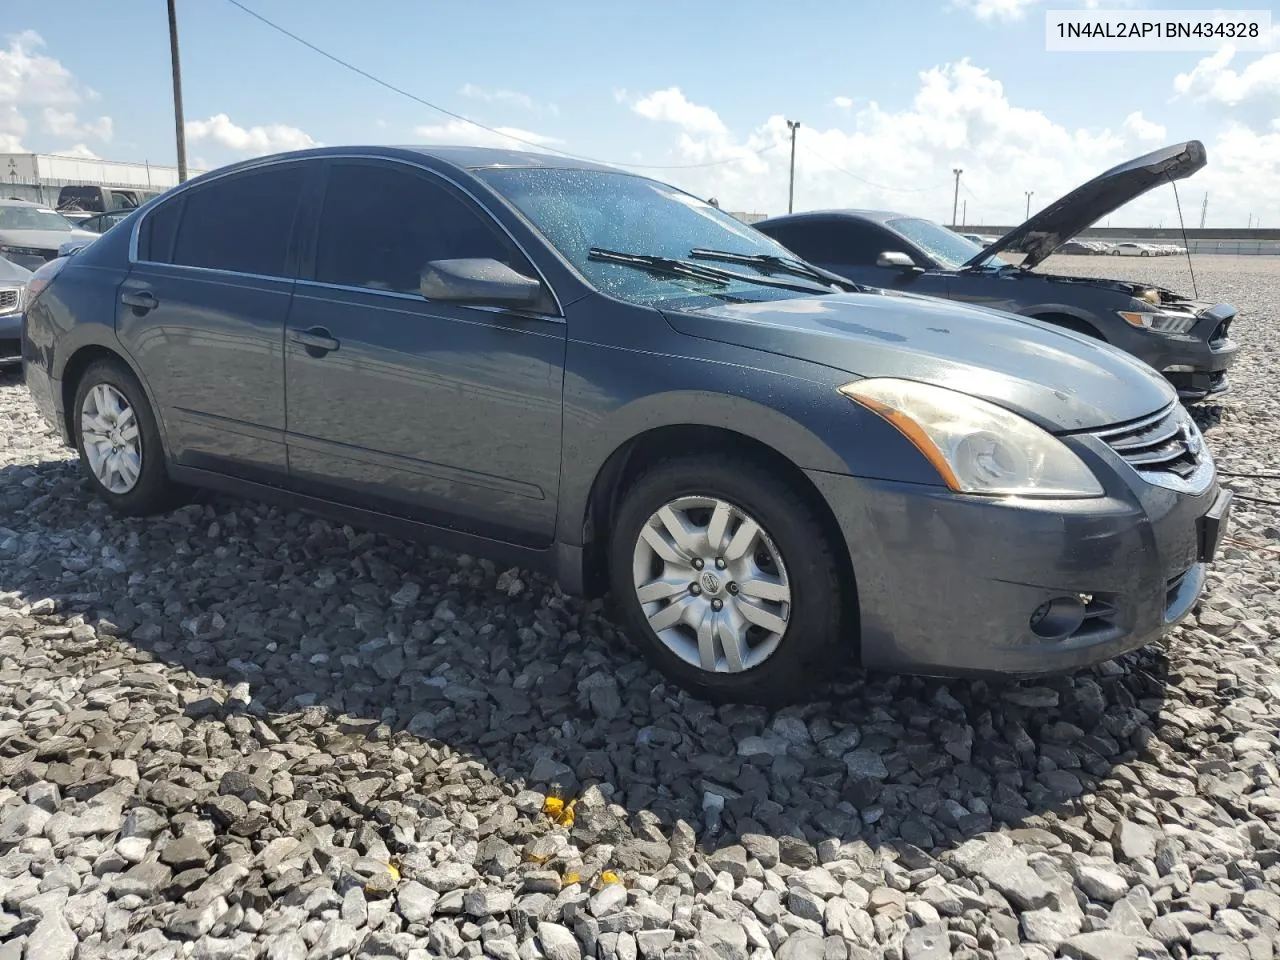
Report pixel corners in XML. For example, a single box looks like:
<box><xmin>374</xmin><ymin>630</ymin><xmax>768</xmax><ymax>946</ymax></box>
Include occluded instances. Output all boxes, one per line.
<box><xmin>222</xmin><ymin>0</ymin><xmax>778</xmax><ymax>171</ymax></box>
<box><xmin>803</xmin><ymin>142</ymin><xmax>953</xmax><ymax>194</ymax></box>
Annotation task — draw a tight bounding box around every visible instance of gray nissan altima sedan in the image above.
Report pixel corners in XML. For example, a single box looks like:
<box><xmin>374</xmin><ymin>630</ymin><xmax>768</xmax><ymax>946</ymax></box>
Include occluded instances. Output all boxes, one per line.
<box><xmin>21</xmin><ymin>145</ymin><xmax>1232</xmax><ymax>704</ymax></box>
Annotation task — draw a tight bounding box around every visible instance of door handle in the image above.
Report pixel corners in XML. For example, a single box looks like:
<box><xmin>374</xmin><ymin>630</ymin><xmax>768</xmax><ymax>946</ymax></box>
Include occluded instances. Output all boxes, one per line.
<box><xmin>290</xmin><ymin>327</ymin><xmax>341</xmax><ymax>354</ymax></box>
<box><xmin>121</xmin><ymin>290</ymin><xmax>158</xmax><ymax>313</ymax></box>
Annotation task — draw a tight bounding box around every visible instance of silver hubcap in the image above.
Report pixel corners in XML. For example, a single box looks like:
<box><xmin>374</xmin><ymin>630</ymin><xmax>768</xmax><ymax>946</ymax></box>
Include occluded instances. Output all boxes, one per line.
<box><xmin>80</xmin><ymin>383</ymin><xmax>142</xmax><ymax>495</ymax></box>
<box><xmin>632</xmin><ymin>496</ymin><xmax>792</xmax><ymax>674</ymax></box>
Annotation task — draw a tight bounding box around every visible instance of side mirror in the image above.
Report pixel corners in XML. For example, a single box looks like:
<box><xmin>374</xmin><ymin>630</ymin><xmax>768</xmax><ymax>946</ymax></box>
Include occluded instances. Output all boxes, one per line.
<box><xmin>876</xmin><ymin>251</ymin><xmax>919</xmax><ymax>271</ymax></box>
<box><xmin>420</xmin><ymin>258</ymin><xmax>543</xmax><ymax>309</ymax></box>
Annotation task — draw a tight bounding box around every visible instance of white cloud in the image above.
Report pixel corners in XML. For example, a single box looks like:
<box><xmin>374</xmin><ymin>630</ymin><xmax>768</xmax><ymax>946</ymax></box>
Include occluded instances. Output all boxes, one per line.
<box><xmin>632</xmin><ymin>87</ymin><xmax>728</xmax><ymax>137</ymax></box>
<box><xmin>0</xmin><ymin>30</ymin><xmax>109</xmax><ymax>155</ymax></box>
<box><xmin>952</xmin><ymin>0</ymin><xmax>1133</xmax><ymax>18</ymax></box>
<box><xmin>1122</xmin><ymin>110</ymin><xmax>1166</xmax><ymax>143</ymax></box>
<box><xmin>627</xmin><ymin>59</ymin><xmax>1276</xmax><ymax>229</ymax></box>
<box><xmin>832</xmin><ymin>96</ymin><xmax>854</xmax><ymax>110</ymax></box>
<box><xmin>1175</xmin><ymin>47</ymin><xmax>1280</xmax><ymax>130</ymax></box>
<box><xmin>0</xmin><ymin>30</ymin><xmax>78</xmax><ymax>106</ymax></box>
<box><xmin>185</xmin><ymin>113</ymin><xmax>318</xmax><ymax>155</ymax></box>
<box><xmin>50</xmin><ymin>143</ymin><xmax>98</xmax><ymax>159</ymax></box>
<box><xmin>41</xmin><ymin>107</ymin><xmax>112</xmax><ymax>142</ymax></box>
<box><xmin>0</xmin><ymin>103</ymin><xmax>27</xmax><ymax>150</ymax></box>
<box><xmin>412</xmin><ymin>118</ymin><xmax>561</xmax><ymax>150</ymax></box>
<box><xmin>951</xmin><ymin>0</ymin><xmax>1040</xmax><ymax>21</ymax></box>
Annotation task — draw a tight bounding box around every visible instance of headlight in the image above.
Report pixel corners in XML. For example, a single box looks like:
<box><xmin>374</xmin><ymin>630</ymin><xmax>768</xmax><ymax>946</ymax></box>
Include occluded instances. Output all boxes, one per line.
<box><xmin>1118</xmin><ymin>311</ymin><xmax>1196</xmax><ymax>335</ymax></box>
<box><xmin>839</xmin><ymin>378</ymin><xmax>1104</xmax><ymax>498</ymax></box>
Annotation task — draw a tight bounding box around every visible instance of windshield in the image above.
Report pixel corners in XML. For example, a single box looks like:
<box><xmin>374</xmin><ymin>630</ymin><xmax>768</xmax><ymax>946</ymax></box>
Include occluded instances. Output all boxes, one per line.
<box><xmin>477</xmin><ymin>167</ymin><xmax>828</xmax><ymax>307</ymax></box>
<box><xmin>887</xmin><ymin>217</ymin><xmax>1007</xmax><ymax>270</ymax></box>
<box><xmin>0</xmin><ymin>206</ymin><xmax>75</xmax><ymax>232</ymax></box>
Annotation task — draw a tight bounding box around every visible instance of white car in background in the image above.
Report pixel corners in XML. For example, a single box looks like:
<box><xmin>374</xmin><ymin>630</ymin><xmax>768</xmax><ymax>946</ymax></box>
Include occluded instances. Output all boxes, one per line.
<box><xmin>1111</xmin><ymin>242</ymin><xmax>1155</xmax><ymax>257</ymax></box>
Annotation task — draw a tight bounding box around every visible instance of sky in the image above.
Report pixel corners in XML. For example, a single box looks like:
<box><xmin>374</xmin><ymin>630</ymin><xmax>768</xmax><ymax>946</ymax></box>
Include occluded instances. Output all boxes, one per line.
<box><xmin>2</xmin><ymin>0</ymin><xmax>1279</xmax><ymax>228</ymax></box>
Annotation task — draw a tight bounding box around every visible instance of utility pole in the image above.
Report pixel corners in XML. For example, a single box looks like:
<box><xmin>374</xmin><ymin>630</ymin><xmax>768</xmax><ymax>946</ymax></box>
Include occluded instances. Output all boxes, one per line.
<box><xmin>1025</xmin><ymin>191</ymin><xmax>1033</xmax><ymax>219</ymax></box>
<box><xmin>786</xmin><ymin>120</ymin><xmax>800</xmax><ymax>214</ymax></box>
<box><xmin>167</xmin><ymin>0</ymin><xmax>188</xmax><ymax>183</ymax></box>
<box><xmin>1199</xmin><ymin>192</ymin><xmax>1208</xmax><ymax>229</ymax></box>
<box><xmin>951</xmin><ymin>168</ymin><xmax>962</xmax><ymax>228</ymax></box>
<box><xmin>1248</xmin><ymin>213</ymin><xmax>1253</xmax><ymax>229</ymax></box>
<box><xmin>961</xmin><ymin>200</ymin><xmax>966</xmax><ymax>226</ymax></box>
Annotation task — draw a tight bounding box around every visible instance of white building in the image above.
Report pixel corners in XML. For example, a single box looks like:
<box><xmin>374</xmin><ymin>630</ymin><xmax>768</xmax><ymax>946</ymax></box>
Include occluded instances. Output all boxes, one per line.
<box><xmin>1</xmin><ymin>153</ymin><xmax>207</xmax><ymax>205</ymax></box>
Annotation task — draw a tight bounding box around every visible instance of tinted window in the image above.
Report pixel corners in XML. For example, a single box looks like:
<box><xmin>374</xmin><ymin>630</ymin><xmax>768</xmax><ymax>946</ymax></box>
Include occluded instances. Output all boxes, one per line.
<box><xmin>169</xmin><ymin>164</ymin><xmax>308</xmax><ymax>276</ymax></box>
<box><xmin>140</xmin><ymin>198</ymin><xmax>182</xmax><ymax>262</ymax></box>
<box><xmin>314</xmin><ymin>162</ymin><xmax>529</xmax><ymax>295</ymax></box>
<box><xmin>761</xmin><ymin>218</ymin><xmax>890</xmax><ymax>265</ymax></box>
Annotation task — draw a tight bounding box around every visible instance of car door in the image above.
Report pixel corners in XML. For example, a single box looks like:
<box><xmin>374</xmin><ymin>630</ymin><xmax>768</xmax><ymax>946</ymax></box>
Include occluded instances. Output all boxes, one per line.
<box><xmin>284</xmin><ymin>157</ymin><xmax>566</xmax><ymax>547</ymax></box>
<box><xmin>116</xmin><ymin>160</ymin><xmax>314</xmax><ymax>483</ymax></box>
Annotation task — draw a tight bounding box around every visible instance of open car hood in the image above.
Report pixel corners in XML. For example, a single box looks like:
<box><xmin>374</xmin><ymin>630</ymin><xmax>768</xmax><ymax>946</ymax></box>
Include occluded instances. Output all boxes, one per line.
<box><xmin>962</xmin><ymin>140</ymin><xmax>1207</xmax><ymax>271</ymax></box>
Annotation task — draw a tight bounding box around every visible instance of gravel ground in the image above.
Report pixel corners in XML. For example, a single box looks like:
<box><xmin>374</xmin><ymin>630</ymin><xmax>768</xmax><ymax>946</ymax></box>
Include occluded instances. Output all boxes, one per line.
<box><xmin>2</xmin><ymin>255</ymin><xmax>1280</xmax><ymax>960</ymax></box>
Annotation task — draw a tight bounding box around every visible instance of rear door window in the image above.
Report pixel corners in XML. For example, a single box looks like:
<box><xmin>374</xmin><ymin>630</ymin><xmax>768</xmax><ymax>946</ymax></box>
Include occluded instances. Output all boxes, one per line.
<box><xmin>164</xmin><ymin>163</ymin><xmax>309</xmax><ymax>277</ymax></box>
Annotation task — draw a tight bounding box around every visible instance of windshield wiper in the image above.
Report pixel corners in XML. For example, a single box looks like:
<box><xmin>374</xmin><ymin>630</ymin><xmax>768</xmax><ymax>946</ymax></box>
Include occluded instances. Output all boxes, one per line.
<box><xmin>588</xmin><ymin>248</ymin><xmax>837</xmax><ymax>295</ymax></box>
<box><xmin>587</xmin><ymin>248</ymin><xmax>731</xmax><ymax>287</ymax></box>
<box><xmin>689</xmin><ymin>249</ymin><xmax>864</xmax><ymax>292</ymax></box>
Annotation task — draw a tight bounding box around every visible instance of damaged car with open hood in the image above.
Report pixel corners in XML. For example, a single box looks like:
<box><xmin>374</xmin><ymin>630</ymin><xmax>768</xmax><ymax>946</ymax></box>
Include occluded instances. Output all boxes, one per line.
<box><xmin>753</xmin><ymin>141</ymin><xmax>1238</xmax><ymax>402</ymax></box>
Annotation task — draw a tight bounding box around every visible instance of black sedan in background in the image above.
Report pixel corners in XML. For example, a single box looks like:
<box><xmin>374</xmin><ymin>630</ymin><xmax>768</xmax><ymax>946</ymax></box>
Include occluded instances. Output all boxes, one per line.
<box><xmin>21</xmin><ymin>145</ymin><xmax>1231</xmax><ymax>703</ymax></box>
<box><xmin>754</xmin><ymin>141</ymin><xmax>1238</xmax><ymax>402</ymax></box>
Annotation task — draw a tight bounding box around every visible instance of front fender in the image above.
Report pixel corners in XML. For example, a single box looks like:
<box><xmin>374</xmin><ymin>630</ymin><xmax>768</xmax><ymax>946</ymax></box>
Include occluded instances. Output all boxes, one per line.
<box><xmin>554</xmin><ymin>341</ymin><xmax>946</xmax><ymax>547</ymax></box>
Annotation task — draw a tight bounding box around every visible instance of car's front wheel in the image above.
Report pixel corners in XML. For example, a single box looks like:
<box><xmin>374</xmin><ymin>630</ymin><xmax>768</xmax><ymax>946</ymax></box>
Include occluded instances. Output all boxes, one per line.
<box><xmin>73</xmin><ymin>357</ymin><xmax>179</xmax><ymax>516</ymax></box>
<box><xmin>609</xmin><ymin>456</ymin><xmax>847</xmax><ymax>704</ymax></box>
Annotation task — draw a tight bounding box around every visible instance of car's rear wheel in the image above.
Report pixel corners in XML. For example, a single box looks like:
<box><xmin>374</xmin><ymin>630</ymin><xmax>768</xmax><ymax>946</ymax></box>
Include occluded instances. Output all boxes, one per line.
<box><xmin>73</xmin><ymin>358</ymin><xmax>179</xmax><ymax>516</ymax></box>
<box><xmin>608</xmin><ymin>456</ymin><xmax>847</xmax><ymax>704</ymax></box>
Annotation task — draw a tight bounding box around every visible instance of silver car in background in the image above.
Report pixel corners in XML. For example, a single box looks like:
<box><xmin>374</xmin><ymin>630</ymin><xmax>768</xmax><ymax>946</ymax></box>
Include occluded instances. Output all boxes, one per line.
<box><xmin>0</xmin><ymin>199</ymin><xmax>97</xmax><ymax>270</ymax></box>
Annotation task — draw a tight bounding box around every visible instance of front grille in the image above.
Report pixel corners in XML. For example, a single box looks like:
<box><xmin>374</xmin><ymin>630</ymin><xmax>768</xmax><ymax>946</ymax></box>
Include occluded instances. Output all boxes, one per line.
<box><xmin>0</xmin><ymin>289</ymin><xmax>17</xmax><ymax>312</ymax></box>
<box><xmin>1093</xmin><ymin>404</ymin><xmax>1201</xmax><ymax>481</ymax></box>
<box><xmin>0</xmin><ymin>339</ymin><xmax>18</xmax><ymax>360</ymax></box>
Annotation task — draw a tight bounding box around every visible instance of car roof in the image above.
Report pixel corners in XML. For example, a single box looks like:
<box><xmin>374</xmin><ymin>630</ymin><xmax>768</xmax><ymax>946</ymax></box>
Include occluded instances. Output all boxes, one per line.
<box><xmin>199</xmin><ymin>144</ymin><xmax>626</xmax><ymax>180</ymax></box>
<box><xmin>395</xmin><ymin>145</ymin><xmax>621</xmax><ymax>173</ymax></box>
<box><xmin>0</xmin><ymin>198</ymin><xmax>44</xmax><ymax>207</ymax></box>
<box><xmin>757</xmin><ymin>209</ymin><xmax>911</xmax><ymax>227</ymax></box>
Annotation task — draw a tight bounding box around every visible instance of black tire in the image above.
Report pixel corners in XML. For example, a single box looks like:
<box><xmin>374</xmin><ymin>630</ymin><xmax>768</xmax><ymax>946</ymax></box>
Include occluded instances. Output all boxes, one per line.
<box><xmin>608</xmin><ymin>455</ymin><xmax>849</xmax><ymax>705</ymax></box>
<box><xmin>72</xmin><ymin>357</ymin><xmax>179</xmax><ymax>516</ymax></box>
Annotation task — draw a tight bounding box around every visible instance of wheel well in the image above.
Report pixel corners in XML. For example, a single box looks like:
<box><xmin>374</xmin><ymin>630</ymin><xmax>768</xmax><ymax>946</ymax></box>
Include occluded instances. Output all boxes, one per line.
<box><xmin>1031</xmin><ymin>312</ymin><xmax>1107</xmax><ymax>343</ymax></box>
<box><xmin>579</xmin><ymin>425</ymin><xmax>855</xmax><ymax>607</ymax></box>
<box><xmin>60</xmin><ymin>345</ymin><xmax>126</xmax><ymax>440</ymax></box>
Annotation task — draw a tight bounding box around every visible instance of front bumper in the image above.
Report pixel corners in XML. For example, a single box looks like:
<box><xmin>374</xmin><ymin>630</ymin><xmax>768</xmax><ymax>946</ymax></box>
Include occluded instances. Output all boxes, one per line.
<box><xmin>808</xmin><ymin>452</ymin><xmax>1229</xmax><ymax>677</ymax></box>
<box><xmin>1142</xmin><ymin>303</ymin><xmax>1238</xmax><ymax>402</ymax></box>
<box><xmin>24</xmin><ymin>360</ymin><xmax>67</xmax><ymax>443</ymax></box>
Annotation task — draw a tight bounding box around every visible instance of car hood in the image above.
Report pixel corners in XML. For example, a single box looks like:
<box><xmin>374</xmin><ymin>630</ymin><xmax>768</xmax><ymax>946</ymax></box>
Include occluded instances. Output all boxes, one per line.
<box><xmin>0</xmin><ymin>255</ymin><xmax>32</xmax><ymax>284</ymax></box>
<box><xmin>0</xmin><ymin>228</ymin><xmax>96</xmax><ymax>250</ymax></box>
<box><xmin>663</xmin><ymin>291</ymin><xmax>1176</xmax><ymax>432</ymax></box>
<box><xmin>964</xmin><ymin>140</ymin><xmax>1207</xmax><ymax>271</ymax></box>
